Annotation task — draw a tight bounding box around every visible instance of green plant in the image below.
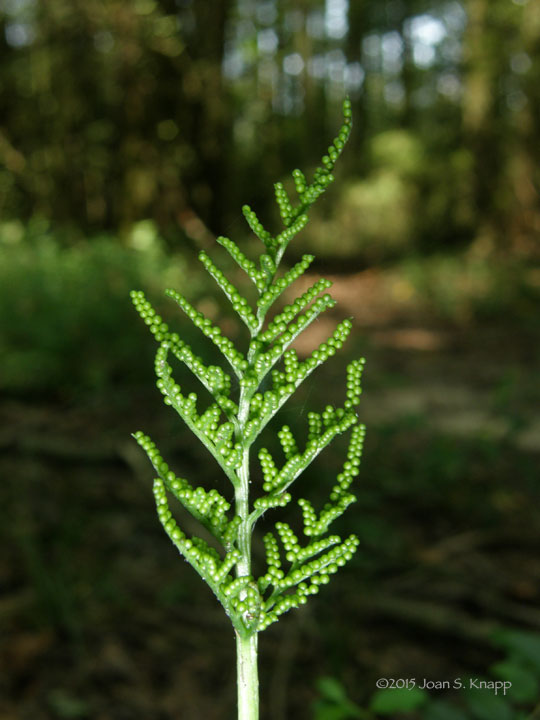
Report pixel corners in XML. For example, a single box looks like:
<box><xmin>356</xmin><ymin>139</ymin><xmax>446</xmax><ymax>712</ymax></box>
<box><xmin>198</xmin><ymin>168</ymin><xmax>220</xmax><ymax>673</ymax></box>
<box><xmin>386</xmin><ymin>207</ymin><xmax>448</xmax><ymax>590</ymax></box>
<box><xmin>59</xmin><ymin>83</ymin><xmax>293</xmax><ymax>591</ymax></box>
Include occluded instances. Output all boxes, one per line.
<box><xmin>364</xmin><ymin>629</ymin><xmax>540</xmax><ymax>720</ymax></box>
<box><xmin>0</xmin><ymin>231</ymin><xmax>189</xmax><ymax>397</ymax></box>
<box><xmin>313</xmin><ymin>676</ymin><xmax>367</xmax><ymax>719</ymax></box>
<box><xmin>130</xmin><ymin>99</ymin><xmax>365</xmax><ymax>719</ymax></box>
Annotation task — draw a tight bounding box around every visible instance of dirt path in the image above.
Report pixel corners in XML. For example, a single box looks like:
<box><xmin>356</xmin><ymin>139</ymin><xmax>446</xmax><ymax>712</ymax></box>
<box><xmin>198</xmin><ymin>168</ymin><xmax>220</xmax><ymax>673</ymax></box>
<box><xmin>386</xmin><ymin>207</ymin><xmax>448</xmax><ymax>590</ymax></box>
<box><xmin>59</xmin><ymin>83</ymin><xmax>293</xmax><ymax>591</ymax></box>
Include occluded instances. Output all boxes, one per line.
<box><xmin>291</xmin><ymin>270</ymin><xmax>540</xmax><ymax>453</ymax></box>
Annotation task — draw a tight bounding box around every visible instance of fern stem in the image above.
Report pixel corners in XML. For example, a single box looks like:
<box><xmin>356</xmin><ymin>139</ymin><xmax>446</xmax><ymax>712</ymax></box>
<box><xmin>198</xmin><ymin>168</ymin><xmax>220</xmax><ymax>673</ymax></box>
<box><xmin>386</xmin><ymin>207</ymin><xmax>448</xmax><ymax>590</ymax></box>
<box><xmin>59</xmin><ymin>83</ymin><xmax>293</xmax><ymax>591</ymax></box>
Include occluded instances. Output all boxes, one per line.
<box><xmin>235</xmin><ymin>386</ymin><xmax>259</xmax><ymax>718</ymax></box>
<box><xmin>236</xmin><ymin>385</ymin><xmax>253</xmax><ymax>578</ymax></box>
<box><xmin>236</xmin><ymin>631</ymin><xmax>259</xmax><ymax>720</ymax></box>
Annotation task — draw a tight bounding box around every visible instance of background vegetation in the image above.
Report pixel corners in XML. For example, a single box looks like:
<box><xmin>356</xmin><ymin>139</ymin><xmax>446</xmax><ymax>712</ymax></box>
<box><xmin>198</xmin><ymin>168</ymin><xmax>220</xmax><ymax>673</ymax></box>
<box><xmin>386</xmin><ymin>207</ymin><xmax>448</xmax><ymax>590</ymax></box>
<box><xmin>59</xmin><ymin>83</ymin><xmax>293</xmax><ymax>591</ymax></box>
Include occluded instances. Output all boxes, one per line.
<box><xmin>1</xmin><ymin>1</ymin><xmax>539</xmax><ymax>718</ymax></box>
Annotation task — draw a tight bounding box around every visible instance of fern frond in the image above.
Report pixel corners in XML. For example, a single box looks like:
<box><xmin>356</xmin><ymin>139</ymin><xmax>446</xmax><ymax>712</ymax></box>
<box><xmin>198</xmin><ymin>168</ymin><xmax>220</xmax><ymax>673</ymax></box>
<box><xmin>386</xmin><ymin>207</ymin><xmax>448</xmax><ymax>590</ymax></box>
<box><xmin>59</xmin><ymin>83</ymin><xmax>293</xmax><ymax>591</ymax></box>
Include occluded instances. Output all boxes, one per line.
<box><xmin>153</xmin><ymin>344</ymin><xmax>241</xmax><ymax>482</ymax></box>
<box><xmin>260</xmin><ymin>277</ymin><xmax>333</xmax><ymax>344</ymax></box>
<box><xmin>256</xmin><ymin>254</ymin><xmax>315</xmax><ymax>311</ymax></box>
<box><xmin>198</xmin><ymin>250</ymin><xmax>258</xmax><ymax>332</ymax></box>
<box><xmin>165</xmin><ymin>288</ymin><xmax>247</xmax><ymax>377</ymax></box>
<box><xmin>165</xmin><ymin>337</ymin><xmax>237</xmax><ymax>416</ymax></box>
<box><xmin>273</xmin><ymin>182</ymin><xmax>293</xmax><ymax>225</ymax></box>
<box><xmin>254</xmin><ymin>294</ymin><xmax>337</xmax><ymax>381</ymax></box>
<box><xmin>216</xmin><ymin>235</ymin><xmax>266</xmax><ymax>292</ymax></box>
<box><xmin>242</xmin><ymin>204</ymin><xmax>274</xmax><ymax>248</ymax></box>
<box><xmin>131</xmin><ymin>97</ymin><xmax>363</xmax><ymax>653</ymax></box>
<box><xmin>133</xmin><ymin>431</ymin><xmax>232</xmax><ymax>542</ymax></box>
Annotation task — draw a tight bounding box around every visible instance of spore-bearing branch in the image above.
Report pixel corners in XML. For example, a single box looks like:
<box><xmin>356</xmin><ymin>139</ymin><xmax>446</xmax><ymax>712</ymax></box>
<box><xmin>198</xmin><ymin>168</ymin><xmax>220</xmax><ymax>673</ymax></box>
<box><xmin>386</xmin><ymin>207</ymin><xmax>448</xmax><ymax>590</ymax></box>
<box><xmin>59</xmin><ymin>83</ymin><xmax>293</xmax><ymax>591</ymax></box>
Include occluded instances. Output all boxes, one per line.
<box><xmin>131</xmin><ymin>99</ymin><xmax>363</xmax><ymax>717</ymax></box>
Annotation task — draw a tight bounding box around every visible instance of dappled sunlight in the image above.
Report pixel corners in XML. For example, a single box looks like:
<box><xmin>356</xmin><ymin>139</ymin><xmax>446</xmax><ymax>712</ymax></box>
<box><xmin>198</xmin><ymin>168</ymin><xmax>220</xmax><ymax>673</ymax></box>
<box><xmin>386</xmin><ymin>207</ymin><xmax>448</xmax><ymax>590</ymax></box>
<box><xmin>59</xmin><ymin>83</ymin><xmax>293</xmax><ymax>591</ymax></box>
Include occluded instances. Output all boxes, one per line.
<box><xmin>286</xmin><ymin>262</ymin><xmax>540</xmax><ymax>459</ymax></box>
<box><xmin>371</xmin><ymin>327</ymin><xmax>449</xmax><ymax>351</ymax></box>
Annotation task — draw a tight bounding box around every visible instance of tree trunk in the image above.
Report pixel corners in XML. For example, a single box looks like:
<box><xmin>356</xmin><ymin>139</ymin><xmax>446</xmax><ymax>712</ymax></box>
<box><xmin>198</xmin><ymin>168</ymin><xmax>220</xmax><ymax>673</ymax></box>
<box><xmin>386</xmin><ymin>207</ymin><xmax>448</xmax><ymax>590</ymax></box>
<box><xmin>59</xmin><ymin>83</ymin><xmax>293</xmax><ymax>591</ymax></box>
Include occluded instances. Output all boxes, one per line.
<box><xmin>462</xmin><ymin>0</ymin><xmax>505</xmax><ymax>251</ymax></box>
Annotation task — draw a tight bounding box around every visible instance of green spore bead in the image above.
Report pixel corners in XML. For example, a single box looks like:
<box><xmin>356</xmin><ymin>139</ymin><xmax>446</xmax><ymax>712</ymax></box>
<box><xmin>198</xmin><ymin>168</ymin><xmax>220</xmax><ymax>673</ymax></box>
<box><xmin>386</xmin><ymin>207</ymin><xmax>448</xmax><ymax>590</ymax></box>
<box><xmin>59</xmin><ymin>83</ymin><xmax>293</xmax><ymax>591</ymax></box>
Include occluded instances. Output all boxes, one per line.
<box><xmin>199</xmin><ymin>404</ymin><xmax>221</xmax><ymax>439</ymax></box>
<box><xmin>198</xmin><ymin>250</ymin><xmax>258</xmax><ymax>332</ymax></box>
<box><xmin>259</xmin><ymin>253</ymin><xmax>276</xmax><ymax>279</ymax></box>
<box><xmin>215</xmin><ymin>549</ymin><xmax>241</xmax><ymax>583</ymax></box>
<box><xmin>299</xmin><ymin>493</ymin><xmax>355</xmax><ymax>538</ymax></box>
<box><xmin>322</xmin><ymin>405</ymin><xmax>335</xmax><ymax>427</ymax></box>
<box><xmin>259</xmin><ymin>447</ymin><xmax>278</xmax><ymax>489</ymax></box>
<box><xmin>215</xmin><ymin>421</ymin><xmax>234</xmax><ymax>451</ymax></box>
<box><xmin>299</xmin><ymin>318</ymin><xmax>353</xmax><ymax>380</ymax></box>
<box><xmin>223</xmin><ymin>575</ymin><xmax>253</xmax><ymax>599</ymax></box>
<box><xmin>330</xmin><ymin>423</ymin><xmax>365</xmax><ymax>500</ymax></box>
<box><xmin>259</xmin><ymin>277</ymin><xmax>333</xmax><ymax>344</ymax></box>
<box><xmin>258</xmin><ymin>296</ymin><xmax>336</xmax><ymax>365</ymax></box>
<box><xmin>253</xmin><ymin>491</ymin><xmax>291</xmax><ymax>512</ymax></box>
<box><xmin>256</xmin><ymin>254</ymin><xmax>315</xmax><ymax>309</ymax></box>
<box><xmin>165</xmin><ymin>288</ymin><xmax>247</xmax><ymax>376</ymax></box>
<box><xmin>275</xmin><ymin>213</ymin><xmax>308</xmax><ymax>249</ymax></box>
<box><xmin>216</xmin><ymin>394</ymin><xmax>239</xmax><ymax>416</ymax></box>
<box><xmin>275</xmin><ymin>522</ymin><xmax>299</xmax><ymax>556</ymax></box>
<box><xmin>307</xmin><ymin>412</ymin><xmax>322</xmax><ymax>441</ymax></box>
<box><xmin>276</xmin><ymin>534</ymin><xmax>359</xmax><ymax>592</ymax></box>
<box><xmin>169</xmin><ymin>338</ymin><xmax>218</xmax><ymax>394</ymax></box>
<box><xmin>139</xmin><ymin>435</ymin><xmax>234</xmax><ymax>542</ymax></box>
<box><xmin>278</xmin><ymin>425</ymin><xmax>298</xmax><ymax>460</ymax></box>
<box><xmin>262</xmin><ymin>532</ymin><xmax>281</xmax><ymax>571</ymax></box>
<box><xmin>271</xmin><ymin>369</ymin><xmax>287</xmax><ymax>389</ymax></box>
<box><xmin>274</xmin><ymin>182</ymin><xmax>293</xmax><ymax>225</ymax></box>
<box><xmin>206</xmin><ymin>365</ymin><xmax>232</xmax><ymax>396</ymax></box>
<box><xmin>283</xmin><ymin>349</ymin><xmax>299</xmax><ymax>381</ymax></box>
<box><xmin>223</xmin><ymin>515</ymin><xmax>241</xmax><ymax>547</ymax></box>
<box><xmin>243</xmin><ymin>204</ymin><xmax>274</xmax><ymax>247</ymax></box>
<box><xmin>344</xmin><ymin>357</ymin><xmax>366</xmax><ymax>409</ymax></box>
<box><xmin>216</xmin><ymin>235</ymin><xmax>266</xmax><ymax>291</ymax></box>
<box><xmin>292</xmin><ymin>168</ymin><xmax>307</xmax><ymax>196</ymax></box>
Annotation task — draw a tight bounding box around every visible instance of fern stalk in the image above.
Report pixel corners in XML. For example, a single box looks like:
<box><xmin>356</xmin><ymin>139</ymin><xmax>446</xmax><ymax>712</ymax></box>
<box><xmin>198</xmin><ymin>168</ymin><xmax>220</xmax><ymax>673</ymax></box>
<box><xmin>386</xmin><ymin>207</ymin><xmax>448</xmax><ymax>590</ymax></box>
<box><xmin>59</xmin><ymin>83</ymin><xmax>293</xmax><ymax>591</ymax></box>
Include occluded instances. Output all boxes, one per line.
<box><xmin>130</xmin><ymin>99</ymin><xmax>364</xmax><ymax>719</ymax></box>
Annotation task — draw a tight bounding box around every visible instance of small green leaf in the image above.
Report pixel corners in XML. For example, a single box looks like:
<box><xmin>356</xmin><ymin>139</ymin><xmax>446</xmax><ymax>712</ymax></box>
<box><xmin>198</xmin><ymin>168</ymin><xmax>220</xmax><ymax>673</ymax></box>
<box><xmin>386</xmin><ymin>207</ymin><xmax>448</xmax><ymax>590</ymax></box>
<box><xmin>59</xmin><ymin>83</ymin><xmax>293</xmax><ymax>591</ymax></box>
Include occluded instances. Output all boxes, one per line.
<box><xmin>369</xmin><ymin>687</ymin><xmax>428</xmax><ymax>714</ymax></box>
<box><xmin>462</xmin><ymin>684</ymin><xmax>516</xmax><ymax>720</ymax></box>
<box><xmin>317</xmin><ymin>676</ymin><xmax>350</xmax><ymax>704</ymax></box>
<box><xmin>313</xmin><ymin>703</ymin><xmax>360</xmax><ymax>720</ymax></box>
<box><xmin>423</xmin><ymin>700</ymin><xmax>469</xmax><ymax>720</ymax></box>
<box><xmin>315</xmin><ymin>677</ymin><xmax>364</xmax><ymax>720</ymax></box>
<box><xmin>490</xmin><ymin>659</ymin><xmax>539</xmax><ymax>704</ymax></box>
<box><xmin>48</xmin><ymin>689</ymin><xmax>89</xmax><ymax>719</ymax></box>
<box><xmin>492</xmin><ymin>630</ymin><xmax>540</xmax><ymax>673</ymax></box>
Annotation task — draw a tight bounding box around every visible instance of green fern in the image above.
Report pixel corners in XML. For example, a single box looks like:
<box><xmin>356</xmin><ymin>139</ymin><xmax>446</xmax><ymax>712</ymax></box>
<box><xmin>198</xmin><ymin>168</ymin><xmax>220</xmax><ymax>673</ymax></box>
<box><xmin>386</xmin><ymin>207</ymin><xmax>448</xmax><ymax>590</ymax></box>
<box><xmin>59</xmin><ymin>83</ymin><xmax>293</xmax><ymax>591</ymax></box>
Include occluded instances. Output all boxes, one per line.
<box><xmin>130</xmin><ymin>98</ymin><xmax>365</xmax><ymax>720</ymax></box>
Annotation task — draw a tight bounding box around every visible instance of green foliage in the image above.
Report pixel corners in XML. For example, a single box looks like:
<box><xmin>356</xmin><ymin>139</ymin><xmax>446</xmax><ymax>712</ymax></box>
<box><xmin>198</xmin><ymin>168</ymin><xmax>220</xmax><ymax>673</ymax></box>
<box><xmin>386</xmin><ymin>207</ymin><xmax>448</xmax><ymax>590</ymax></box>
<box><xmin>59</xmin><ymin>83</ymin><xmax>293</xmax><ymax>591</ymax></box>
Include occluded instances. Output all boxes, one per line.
<box><xmin>313</xmin><ymin>677</ymin><xmax>365</xmax><ymax>720</ymax></box>
<box><xmin>0</xmin><ymin>228</ymin><xmax>190</xmax><ymax>397</ymax></box>
<box><xmin>490</xmin><ymin>629</ymin><xmax>540</xmax><ymax>703</ymax></box>
<box><xmin>363</xmin><ymin>629</ymin><xmax>540</xmax><ymax>719</ymax></box>
<box><xmin>301</xmin><ymin>129</ymin><xmax>424</xmax><ymax>263</ymax></box>
<box><xmin>459</xmin><ymin>687</ymin><xmax>514</xmax><ymax>720</ymax></box>
<box><xmin>311</xmin><ymin>629</ymin><xmax>540</xmax><ymax>720</ymax></box>
<box><xmin>131</xmin><ymin>99</ymin><xmax>364</xmax><ymax>641</ymax></box>
<box><xmin>421</xmin><ymin>702</ymin><xmax>468</xmax><ymax>720</ymax></box>
<box><xmin>400</xmin><ymin>254</ymin><xmax>539</xmax><ymax>323</ymax></box>
<box><xmin>370</xmin><ymin>687</ymin><xmax>428</xmax><ymax>715</ymax></box>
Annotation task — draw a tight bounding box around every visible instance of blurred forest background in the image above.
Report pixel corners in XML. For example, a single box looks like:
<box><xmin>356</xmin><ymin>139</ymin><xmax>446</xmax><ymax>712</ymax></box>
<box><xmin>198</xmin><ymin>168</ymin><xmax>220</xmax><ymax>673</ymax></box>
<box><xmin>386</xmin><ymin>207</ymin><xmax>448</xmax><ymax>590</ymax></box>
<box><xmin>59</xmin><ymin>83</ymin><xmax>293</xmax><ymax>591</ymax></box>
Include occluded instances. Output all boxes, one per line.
<box><xmin>1</xmin><ymin>1</ymin><xmax>539</xmax><ymax>719</ymax></box>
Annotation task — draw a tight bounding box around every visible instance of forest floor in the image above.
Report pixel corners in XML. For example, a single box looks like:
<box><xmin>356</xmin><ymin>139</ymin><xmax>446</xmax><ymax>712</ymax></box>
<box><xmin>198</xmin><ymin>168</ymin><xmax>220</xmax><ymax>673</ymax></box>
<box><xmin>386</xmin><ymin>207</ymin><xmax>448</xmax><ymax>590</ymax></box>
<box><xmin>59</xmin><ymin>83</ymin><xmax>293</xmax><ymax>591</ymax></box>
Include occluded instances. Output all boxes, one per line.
<box><xmin>1</xmin><ymin>267</ymin><xmax>539</xmax><ymax>720</ymax></box>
